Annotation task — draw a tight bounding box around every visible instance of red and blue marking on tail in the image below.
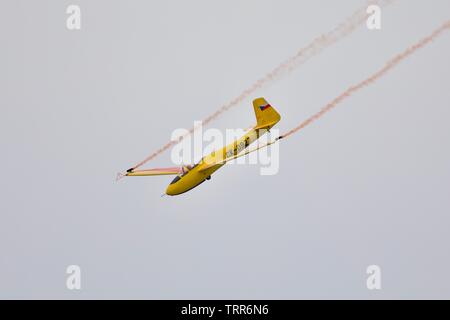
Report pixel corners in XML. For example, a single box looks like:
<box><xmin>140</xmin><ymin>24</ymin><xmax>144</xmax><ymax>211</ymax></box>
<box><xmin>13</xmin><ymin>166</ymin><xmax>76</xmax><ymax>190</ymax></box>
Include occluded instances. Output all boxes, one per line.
<box><xmin>259</xmin><ymin>104</ymin><xmax>271</xmax><ymax>111</ymax></box>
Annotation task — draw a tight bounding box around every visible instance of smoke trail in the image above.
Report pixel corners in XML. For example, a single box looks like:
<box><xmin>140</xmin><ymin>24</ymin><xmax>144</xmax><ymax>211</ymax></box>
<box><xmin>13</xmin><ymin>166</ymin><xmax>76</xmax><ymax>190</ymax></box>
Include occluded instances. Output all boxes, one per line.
<box><xmin>128</xmin><ymin>0</ymin><xmax>395</xmax><ymax>171</ymax></box>
<box><xmin>281</xmin><ymin>20</ymin><xmax>450</xmax><ymax>140</ymax></box>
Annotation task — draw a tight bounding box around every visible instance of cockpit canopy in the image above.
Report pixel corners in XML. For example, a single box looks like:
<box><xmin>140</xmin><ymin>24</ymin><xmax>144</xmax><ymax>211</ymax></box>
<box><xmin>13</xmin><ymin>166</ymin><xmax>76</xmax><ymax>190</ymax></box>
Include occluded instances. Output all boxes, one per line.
<box><xmin>181</xmin><ymin>165</ymin><xmax>193</xmax><ymax>175</ymax></box>
<box><xmin>170</xmin><ymin>164</ymin><xmax>197</xmax><ymax>185</ymax></box>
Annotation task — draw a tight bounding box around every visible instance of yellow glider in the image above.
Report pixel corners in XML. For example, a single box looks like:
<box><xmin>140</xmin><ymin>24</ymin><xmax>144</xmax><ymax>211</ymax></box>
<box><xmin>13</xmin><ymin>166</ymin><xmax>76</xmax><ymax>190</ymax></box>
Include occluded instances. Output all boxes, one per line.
<box><xmin>126</xmin><ymin>97</ymin><xmax>282</xmax><ymax>196</ymax></box>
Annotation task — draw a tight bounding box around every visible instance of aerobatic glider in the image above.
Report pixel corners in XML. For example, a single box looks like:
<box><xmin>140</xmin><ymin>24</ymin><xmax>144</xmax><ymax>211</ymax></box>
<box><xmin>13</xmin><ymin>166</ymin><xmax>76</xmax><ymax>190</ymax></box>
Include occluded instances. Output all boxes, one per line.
<box><xmin>125</xmin><ymin>98</ymin><xmax>281</xmax><ymax>196</ymax></box>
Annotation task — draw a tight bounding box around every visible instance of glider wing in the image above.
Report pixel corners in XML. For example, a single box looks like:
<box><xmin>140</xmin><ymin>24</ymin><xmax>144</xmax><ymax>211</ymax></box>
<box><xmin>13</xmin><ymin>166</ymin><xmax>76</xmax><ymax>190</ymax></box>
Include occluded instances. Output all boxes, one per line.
<box><xmin>199</xmin><ymin>138</ymin><xmax>280</xmax><ymax>172</ymax></box>
<box><xmin>126</xmin><ymin>167</ymin><xmax>182</xmax><ymax>177</ymax></box>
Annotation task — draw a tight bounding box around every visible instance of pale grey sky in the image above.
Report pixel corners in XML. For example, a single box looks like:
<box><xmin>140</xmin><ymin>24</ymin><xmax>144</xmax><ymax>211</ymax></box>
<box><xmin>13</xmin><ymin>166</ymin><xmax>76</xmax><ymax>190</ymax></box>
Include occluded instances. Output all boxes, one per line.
<box><xmin>1</xmin><ymin>0</ymin><xmax>449</xmax><ymax>299</ymax></box>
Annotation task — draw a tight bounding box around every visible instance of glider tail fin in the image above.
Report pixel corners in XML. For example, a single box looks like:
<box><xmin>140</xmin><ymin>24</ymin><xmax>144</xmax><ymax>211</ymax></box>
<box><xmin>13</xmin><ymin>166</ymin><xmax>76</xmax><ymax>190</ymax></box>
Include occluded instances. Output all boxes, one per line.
<box><xmin>253</xmin><ymin>97</ymin><xmax>281</xmax><ymax>130</ymax></box>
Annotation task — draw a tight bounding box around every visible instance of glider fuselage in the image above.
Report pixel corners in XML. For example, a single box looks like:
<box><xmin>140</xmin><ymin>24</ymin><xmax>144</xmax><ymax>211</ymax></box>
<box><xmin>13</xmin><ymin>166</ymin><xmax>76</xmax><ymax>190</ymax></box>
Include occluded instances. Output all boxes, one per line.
<box><xmin>165</xmin><ymin>128</ymin><xmax>265</xmax><ymax>195</ymax></box>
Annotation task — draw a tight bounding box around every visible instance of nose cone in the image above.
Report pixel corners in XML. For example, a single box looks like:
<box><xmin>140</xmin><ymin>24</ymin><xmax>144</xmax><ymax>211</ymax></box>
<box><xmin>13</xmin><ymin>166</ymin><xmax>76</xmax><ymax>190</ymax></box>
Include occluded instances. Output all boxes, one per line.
<box><xmin>165</xmin><ymin>175</ymin><xmax>183</xmax><ymax>196</ymax></box>
<box><xmin>165</xmin><ymin>170</ymin><xmax>207</xmax><ymax>196</ymax></box>
<box><xmin>165</xmin><ymin>184</ymin><xmax>178</xmax><ymax>196</ymax></box>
